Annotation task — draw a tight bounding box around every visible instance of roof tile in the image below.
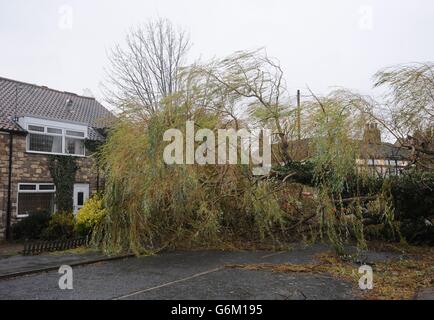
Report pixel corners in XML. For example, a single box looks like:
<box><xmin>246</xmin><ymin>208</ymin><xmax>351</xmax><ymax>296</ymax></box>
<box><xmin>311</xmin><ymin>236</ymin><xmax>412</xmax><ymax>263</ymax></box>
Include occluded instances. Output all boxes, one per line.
<box><xmin>0</xmin><ymin>77</ymin><xmax>114</xmax><ymax>140</ymax></box>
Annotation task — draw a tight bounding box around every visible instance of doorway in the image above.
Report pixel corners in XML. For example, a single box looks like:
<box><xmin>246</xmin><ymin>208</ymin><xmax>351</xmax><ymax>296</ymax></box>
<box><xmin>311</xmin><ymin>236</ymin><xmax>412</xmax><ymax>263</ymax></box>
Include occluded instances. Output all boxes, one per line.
<box><xmin>73</xmin><ymin>183</ymin><xmax>89</xmax><ymax>214</ymax></box>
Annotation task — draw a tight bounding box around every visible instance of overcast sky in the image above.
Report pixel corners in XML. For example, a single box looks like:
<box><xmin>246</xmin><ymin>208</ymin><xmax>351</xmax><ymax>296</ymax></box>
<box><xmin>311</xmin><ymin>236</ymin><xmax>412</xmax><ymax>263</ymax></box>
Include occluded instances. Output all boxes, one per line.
<box><xmin>0</xmin><ymin>0</ymin><xmax>433</xmax><ymax>103</ymax></box>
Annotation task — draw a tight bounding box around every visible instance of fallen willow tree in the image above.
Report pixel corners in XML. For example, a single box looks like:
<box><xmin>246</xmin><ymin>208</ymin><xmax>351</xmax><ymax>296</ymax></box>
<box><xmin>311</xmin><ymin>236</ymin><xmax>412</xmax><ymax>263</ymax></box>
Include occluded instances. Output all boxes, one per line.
<box><xmin>93</xmin><ymin>108</ymin><xmax>300</xmax><ymax>254</ymax></box>
<box><xmin>95</xmin><ymin>28</ymin><xmax>431</xmax><ymax>254</ymax></box>
<box><xmin>92</xmin><ymin>90</ymin><xmax>397</xmax><ymax>255</ymax></box>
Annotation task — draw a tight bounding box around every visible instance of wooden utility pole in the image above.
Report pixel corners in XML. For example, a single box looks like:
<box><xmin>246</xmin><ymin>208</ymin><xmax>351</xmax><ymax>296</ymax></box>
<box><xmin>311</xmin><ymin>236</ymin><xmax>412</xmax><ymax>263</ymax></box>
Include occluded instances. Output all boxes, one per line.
<box><xmin>297</xmin><ymin>89</ymin><xmax>301</xmax><ymax>140</ymax></box>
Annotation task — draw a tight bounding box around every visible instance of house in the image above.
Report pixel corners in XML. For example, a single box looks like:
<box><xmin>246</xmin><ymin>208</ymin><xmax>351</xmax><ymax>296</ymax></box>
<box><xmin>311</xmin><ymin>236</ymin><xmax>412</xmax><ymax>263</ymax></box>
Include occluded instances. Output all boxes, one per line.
<box><xmin>355</xmin><ymin>123</ymin><xmax>411</xmax><ymax>176</ymax></box>
<box><xmin>273</xmin><ymin>123</ymin><xmax>411</xmax><ymax>177</ymax></box>
<box><xmin>0</xmin><ymin>77</ymin><xmax>114</xmax><ymax>240</ymax></box>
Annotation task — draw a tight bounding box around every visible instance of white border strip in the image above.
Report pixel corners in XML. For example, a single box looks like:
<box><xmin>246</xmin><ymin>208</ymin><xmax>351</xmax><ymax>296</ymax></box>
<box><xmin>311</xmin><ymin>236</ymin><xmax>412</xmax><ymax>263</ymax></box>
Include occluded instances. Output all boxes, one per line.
<box><xmin>112</xmin><ymin>267</ymin><xmax>223</xmax><ymax>300</ymax></box>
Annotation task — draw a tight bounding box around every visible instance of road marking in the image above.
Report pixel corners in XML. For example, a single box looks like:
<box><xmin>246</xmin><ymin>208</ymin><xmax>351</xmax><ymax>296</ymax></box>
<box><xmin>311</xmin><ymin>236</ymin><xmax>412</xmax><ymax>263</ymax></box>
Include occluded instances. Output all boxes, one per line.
<box><xmin>112</xmin><ymin>267</ymin><xmax>224</xmax><ymax>300</ymax></box>
<box><xmin>260</xmin><ymin>251</ymin><xmax>285</xmax><ymax>259</ymax></box>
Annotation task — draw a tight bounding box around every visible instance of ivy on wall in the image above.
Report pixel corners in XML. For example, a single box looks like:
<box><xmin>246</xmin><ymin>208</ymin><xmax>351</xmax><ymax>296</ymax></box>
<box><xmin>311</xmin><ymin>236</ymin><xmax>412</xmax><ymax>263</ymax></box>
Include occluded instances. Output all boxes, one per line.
<box><xmin>48</xmin><ymin>155</ymin><xmax>78</xmax><ymax>213</ymax></box>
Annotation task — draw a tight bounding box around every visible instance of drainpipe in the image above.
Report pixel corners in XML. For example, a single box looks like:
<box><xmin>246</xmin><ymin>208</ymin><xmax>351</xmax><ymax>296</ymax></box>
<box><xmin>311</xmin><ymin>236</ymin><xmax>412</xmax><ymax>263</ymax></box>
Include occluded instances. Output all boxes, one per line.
<box><xmin>96</xmin><ymin>163</ymin><xmax>100</xmax><ymax>194</ymax></box>
<box><xmin>5</xmin><ymin>133</ymin><xmax>13</xmax><ymax>240</ymax></box>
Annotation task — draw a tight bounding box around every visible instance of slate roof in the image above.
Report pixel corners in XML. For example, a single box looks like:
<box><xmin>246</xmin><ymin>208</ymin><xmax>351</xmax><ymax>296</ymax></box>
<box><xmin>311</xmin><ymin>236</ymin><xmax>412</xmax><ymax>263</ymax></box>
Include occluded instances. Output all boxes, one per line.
<box><xmin>356</xmin><ymin>140</ymin><xmax>411</xmax><ymax>160</ymax></box>
<box><xmin>272</xmin><ymin>138</ymin><xmax>410</xmax><ymax>163</ymax></box>
<box><xmin>0</xmin><ymin>76</ymin><xmax>114</xmax><ymax>140</ymax></box>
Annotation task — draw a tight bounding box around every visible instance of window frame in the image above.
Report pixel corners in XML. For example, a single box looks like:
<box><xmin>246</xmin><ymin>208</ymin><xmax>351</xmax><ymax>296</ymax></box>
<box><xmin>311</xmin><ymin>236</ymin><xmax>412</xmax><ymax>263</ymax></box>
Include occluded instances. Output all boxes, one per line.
<box><xmin>64</xmin><ymin>131</ymin><xmax>86</xmax><ymax>156</ymax></box>
<box><xmin>27</xmin><ymin>124</ymin><xmax>64</xmax><ymax>155</ymax></box>
<box><xmin>17</xmin><ymin>183</ymin><xmax>57</xmax><ymax>218</ymax></box>
<box><xmin>22</xmin><ymin>118</ymin><xmax>88</xmax><ymax>157</ymax></box>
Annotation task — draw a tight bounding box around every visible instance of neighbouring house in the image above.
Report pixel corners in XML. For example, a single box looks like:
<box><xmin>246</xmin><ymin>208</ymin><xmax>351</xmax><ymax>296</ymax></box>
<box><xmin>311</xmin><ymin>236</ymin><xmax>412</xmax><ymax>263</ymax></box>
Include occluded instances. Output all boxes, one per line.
<box><xmin>0</xmin><ymin>76</ymin><xmax>114</xmax><ymax>240</ymax></box>
<box><xmin>273</xmin><ymin>123</ymin><xmax>411</xmax><ymax>176</ymax></box>
<box><xmin>356</xmin><ymin>123</ymin><xmax>411</xmax><ymax>176</ymax></box>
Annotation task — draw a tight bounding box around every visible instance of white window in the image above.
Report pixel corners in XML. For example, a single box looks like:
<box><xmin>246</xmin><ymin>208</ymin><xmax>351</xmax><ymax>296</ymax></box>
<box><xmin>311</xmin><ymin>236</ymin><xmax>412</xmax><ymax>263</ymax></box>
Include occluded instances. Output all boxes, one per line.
<box><xmin>28</xmin><ymin>126</ymin><xmax>63</xmax><ymax>154</ymax></box>
<box><xmin>65</xmin><ymin>130</ymin><xmax>86</xmax><ymax>155</ymax></box>
<box><xmin>397</xmin><ymin>160</ymin><xmax>408</xmax><ymax>167</ymax></box>
<box><xmin>374</xmin><ymin>159</ymin><xmax>385</xmax><ymax>166</ymax></box>
<box><xmin>17</xmin><ymin>183</ymin><xmax>56</xmax><ymax>218</ymax></box>
<box><xmin>20</xmin><ymin>117</ymin><xmax>88</xmax><ymax>156</ymax></box>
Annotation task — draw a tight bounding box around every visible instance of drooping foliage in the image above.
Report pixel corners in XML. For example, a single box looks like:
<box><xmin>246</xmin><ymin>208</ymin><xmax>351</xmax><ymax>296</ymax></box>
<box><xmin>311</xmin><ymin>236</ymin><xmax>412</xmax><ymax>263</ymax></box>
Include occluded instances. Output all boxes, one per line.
<box><xmin>94</xmin><ymin>106</ymin><xmax>297</xmax><ymax>254</ymax></box>
<box><xmin>98</xmin><ymin>32</ymin><xmax>433</xmax><ymax>254</ymax></box>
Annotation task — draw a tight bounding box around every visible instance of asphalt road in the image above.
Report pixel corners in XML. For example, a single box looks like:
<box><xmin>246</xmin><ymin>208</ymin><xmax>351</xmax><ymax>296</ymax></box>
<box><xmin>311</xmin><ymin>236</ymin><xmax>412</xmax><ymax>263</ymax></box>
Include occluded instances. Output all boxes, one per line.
<box><xmin>0</xmin><ymin>245</ymin><xmax>360</xmax><ymax>300</ymax></box>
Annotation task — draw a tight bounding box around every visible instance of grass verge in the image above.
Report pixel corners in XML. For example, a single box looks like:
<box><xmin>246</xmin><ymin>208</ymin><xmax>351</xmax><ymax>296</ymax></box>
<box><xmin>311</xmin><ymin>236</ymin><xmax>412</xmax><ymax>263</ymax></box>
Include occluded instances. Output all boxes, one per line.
<box><xmin>226</xmin><ymin>244</ymin><xmax>433</xmax><ymax>300</ymax></box>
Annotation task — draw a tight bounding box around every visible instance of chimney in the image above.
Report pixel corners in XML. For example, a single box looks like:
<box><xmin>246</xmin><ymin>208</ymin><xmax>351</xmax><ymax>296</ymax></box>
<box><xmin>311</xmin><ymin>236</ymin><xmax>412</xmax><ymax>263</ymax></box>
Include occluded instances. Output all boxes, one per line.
<box><xmin>363</xmin><ymin>123</ymin><xmax>381</xmax><ymax>144</ymax></box>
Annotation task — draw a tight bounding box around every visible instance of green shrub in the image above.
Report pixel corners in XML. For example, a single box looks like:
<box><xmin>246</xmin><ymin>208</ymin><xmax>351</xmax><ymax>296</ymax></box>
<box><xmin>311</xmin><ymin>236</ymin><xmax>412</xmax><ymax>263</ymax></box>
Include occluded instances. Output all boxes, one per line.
<box><xmin>11</xmin><ymin>211</ymin><xmax>51</xmax><ymax>240</ymax></box>
<box><xmin>388</xmin><ymin>170</ymin><xmax>434</xmax><ymax>245</ymax></box>
<box><xmin>400</xmin><ymin>218</ymin><xmax>434</xmax><ymax>245</ymax></box>
<box><xmin>41</xmin><ymin>212</ymin><xmax>76</xmax><ymax>240</ymax></box>
<box><xmin>75</xmin><ymin>195</ymin><xmax>106</xmax><ymax>236</ymax></box>
<box><xmin>390</xmin><ymin>170</ymin><xmax>434</xmax><ymax>220</ymax></box>
<box><xmin>356</xmin><ymin>170</ymin><xmax>434</xmax><ymax>244</ymax></box>
<box><xmin>273</xmin><ymin>161</ymin><xmax>315</xmax><ymax>185</ymax></box>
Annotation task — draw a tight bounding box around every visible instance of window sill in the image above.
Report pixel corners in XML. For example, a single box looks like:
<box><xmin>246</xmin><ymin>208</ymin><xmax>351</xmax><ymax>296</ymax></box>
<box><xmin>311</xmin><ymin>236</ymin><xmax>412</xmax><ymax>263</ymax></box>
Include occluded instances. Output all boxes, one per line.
<box><xmin>25</xmin><ymin>150</ymin><xmax>87</xmax><ymax>158</ymax></box>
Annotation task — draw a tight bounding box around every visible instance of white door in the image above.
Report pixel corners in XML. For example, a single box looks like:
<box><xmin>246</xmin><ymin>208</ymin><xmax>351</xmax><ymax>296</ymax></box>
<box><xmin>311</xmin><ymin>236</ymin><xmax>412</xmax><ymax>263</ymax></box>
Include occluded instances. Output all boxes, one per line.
<box><xmin>73</xmin><ymin>184</ymin><xmax>89</xmax><ymax>214</ymax></box>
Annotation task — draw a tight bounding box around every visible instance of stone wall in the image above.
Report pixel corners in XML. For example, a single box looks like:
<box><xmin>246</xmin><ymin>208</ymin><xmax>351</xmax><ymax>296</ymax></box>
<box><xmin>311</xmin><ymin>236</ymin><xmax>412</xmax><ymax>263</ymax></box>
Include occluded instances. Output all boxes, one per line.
<box><xmin>0</xmin><ymin>132</ymin><xmax>102</xmax><ymax>240</ymax></box>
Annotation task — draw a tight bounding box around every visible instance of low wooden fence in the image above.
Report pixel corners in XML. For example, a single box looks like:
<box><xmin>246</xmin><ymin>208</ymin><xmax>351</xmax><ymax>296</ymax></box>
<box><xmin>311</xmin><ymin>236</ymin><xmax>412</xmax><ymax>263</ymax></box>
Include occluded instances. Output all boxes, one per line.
<box><xmin>22</xmin><ymin>237</ymin><xmax>89</xmax><ymax>256</ymax></box>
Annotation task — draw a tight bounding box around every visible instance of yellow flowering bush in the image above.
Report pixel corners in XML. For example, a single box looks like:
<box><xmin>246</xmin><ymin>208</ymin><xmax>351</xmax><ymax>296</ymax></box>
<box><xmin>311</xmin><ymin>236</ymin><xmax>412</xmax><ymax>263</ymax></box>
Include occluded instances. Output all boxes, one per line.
<box><xmin>75</xmin><ymin>195</ymin><xmax>106</xmax><ymax>236</ymax></box>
